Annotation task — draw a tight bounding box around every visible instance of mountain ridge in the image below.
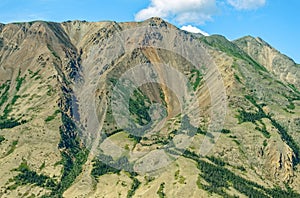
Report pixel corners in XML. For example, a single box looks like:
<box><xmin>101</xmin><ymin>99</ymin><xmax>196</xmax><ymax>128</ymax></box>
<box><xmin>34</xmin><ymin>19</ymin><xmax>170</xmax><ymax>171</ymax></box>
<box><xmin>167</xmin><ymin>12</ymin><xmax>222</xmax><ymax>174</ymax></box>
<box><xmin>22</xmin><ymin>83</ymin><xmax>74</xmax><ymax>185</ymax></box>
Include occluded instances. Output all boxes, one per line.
<box><xmin>1</xmin><ymin>18</ymin><xmax>298</xmax><ymax>64</ymax></box>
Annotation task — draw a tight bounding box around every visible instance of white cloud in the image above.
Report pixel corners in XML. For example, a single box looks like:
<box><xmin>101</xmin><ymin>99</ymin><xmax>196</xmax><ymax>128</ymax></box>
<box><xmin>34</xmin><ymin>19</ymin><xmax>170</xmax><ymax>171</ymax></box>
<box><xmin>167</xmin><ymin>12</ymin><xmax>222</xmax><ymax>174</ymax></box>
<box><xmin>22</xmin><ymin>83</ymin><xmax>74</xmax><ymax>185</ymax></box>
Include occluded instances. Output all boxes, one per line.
<box><xmin>181</xmin><ymin>25</ymin><xmax>209</xmax><ymax>36</ymax></box>
<box><xmin>227</xmin><ymin>0</ymin><xmax>266</xmax><ymax>10</ymax></box>
<box><xmin>135</xmin><ymin>0</ymin><xmax>217</xmax><ymax>25</ymax></box>
<box><xmin>135</xmin><ymin>0</ymin><xmax>267</xmax><ymax>25</ymax></box>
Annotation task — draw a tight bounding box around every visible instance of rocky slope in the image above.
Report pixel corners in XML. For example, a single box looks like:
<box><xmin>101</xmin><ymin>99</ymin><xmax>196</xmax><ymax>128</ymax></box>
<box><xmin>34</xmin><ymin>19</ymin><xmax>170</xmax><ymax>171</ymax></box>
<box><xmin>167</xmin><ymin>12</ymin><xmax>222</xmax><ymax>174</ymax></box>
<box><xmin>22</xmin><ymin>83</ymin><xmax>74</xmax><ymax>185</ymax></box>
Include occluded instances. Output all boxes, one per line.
<box><xmin>234</xmin><ymin>36</ymin><xmax>300</xmax><ymax>89</ymax></box>
<box><xmin>0</xmin><ymin>17</ymin><xmax>299</xmax><ymax>198</ymax></box>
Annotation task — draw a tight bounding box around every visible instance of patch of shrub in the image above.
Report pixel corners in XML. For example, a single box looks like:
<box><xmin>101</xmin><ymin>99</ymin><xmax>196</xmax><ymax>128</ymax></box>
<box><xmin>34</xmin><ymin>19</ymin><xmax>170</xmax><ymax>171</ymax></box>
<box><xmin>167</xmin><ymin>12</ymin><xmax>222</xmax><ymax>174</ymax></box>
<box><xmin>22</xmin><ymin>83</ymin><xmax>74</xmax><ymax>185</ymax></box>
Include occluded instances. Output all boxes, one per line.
<box><xmin>6</xmin><ymin>140</ymin><xmax>18</xmax><ymax>155</ymax></box>
<box><xmin>45</xmin><ymin>109</ymin><xmax>61</xmax><ymax>122</ymax></box>
<box><xmin>0</xmin><ymin>135</ymin><xmax>5</xmax><ymax>144</ymax></box>
<box><xmin>181</xmin><ymin>149</ymin><xmax>300</xmax><ymax>198</ymax></box>
<box><xmin>221</xmin><ymin>129</ymin><xmax>231</xmax><ymax>134</ymax></box>
<box><xmin>255</xmin><ymin>125</ymin><xmax>271</xmax><ymax>139</ymax></box>
<box><xmin>10</xmin><ymin>161</ymin><xmax>56</xmax><ymax>190</ymax></box>
<box><xmin>127</xmin><ymin>177</ymin><xmax>141</xmax><ymax>198</ymax></box>
<box><xmin>91</xmin><ymin>156</ymin><xmax>121</xmax><ymax>180</ymax></box>
<box><xmin>156</xmin><ymin>182</ymin><xmax>166</xmax><ymax>198</ymax></box>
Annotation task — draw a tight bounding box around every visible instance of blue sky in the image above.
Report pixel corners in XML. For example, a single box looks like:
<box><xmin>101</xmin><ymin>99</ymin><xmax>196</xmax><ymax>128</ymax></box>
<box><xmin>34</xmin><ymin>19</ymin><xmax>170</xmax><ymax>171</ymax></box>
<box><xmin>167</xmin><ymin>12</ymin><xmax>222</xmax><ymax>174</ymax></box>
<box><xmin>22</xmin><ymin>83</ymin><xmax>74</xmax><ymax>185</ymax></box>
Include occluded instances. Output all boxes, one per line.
<box><xmin>0</xmin><ymin>0</ymin><xmax>299</xmax><ymax>63</ymax></box>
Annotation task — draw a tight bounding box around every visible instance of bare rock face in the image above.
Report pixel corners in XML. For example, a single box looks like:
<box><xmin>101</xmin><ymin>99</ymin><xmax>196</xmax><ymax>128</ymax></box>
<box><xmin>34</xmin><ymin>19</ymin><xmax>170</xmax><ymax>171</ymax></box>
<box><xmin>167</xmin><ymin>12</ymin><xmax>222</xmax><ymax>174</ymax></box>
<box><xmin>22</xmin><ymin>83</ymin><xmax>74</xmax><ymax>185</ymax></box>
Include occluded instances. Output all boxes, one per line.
<box><xmin>264</xmin><ymin>141</ymin><xmax>295</xmax><ymax>183</ymax></box>
<box><xmin>0</xmin><ymin>18</ymin><xmax>300</xmax><ymax>197</ymax></box>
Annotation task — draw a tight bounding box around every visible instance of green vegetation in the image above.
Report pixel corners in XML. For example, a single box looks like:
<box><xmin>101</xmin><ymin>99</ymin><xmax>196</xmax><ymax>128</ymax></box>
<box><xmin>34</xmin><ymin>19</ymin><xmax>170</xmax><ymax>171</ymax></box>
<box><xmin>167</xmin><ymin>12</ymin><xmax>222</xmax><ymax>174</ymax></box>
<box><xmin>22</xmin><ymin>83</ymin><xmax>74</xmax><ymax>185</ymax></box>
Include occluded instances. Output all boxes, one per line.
<box><xmin>127</xmin><ymin>177</ymin><xmax>141</xmax><ymax>198</ymax></box>
<box><xmin>240</xmin><ymin>95</ymin><xmax>300</xmax><ymax>163</ymax></box>
<box><xmin>237</xmin><ymin>108</ymin><xmax>266</xmax><ymax>123</ymax></box>
<box><xmin>28</xmin><ymin>69</ymin><xmax>41</xmax><ymax>79</ymax></box>
<box><xmin>237</xmin><ymin>95</ymin><xmax>300</xmax><ymax>163</ymax></box>
<box><xmin>233</xmin><ymin>139</ymin><xmax>241</xmax><ymax>146</ymax></box>
<box><xmin>178</xmin><ymin>175</ymin><xmax>186</xmax><ymax>184</ymax></box>
<box><xmin>220</xmin><ymin>129</ymin><xmax>231</xmax><ymax>134</ymax></box>
<box><xmin>234</xmin><ymin>73</ymin><xmax>242</xmax><ymax>84</ymax></box>
<box><xmin>41</xmin><ymin>113</ymin><xmax>88</xmax><ymax>197</ymax></box>
<box><xmin>288</xmin><ymin>83</ymin><xmax>300</xmax><ymax>95</ymax></box>
<box><xmin>0</xmin><ymin>119</ymin><xmax>24</xmax><ymax>129</ymax></box>
<box><xmin>254</xmin><ymin>120</ymin><xmax>271</xmax><ymax>138</ymax></box>
<box><xmin>108</xmin><ymin>78</ymin><xmax>117</xmax><ymax>86</ymax></box>
<box><xmin>237</xmin><ymin>96</ymin><xmax>267</xmax><ymax>123</ymax></box>
<box><xmin>263</xmin><ymin>139</ymin><xmax>268</xmax><ymax>147</ymax></box>
<box><xmin>6</xmin><ymin>140</ymin><xmax>18</xmax><ymax>156</ymax></box>
<box><xmin>91</xmin><ymin>154</ymin><xmax>134</xmax><ymax>180</ymax></box>
<box><xmin>0</xmin><ymin>81</ymin><xmax>10</xmax><ymax>108</ymax></box>
<box><xmin>0</xmin><ymin>81</ymin><xmax>8</xmax><ymax>90</ymax></box>
<box><xmin>8</xmin><ymin>161</ymin><xmax>56</xmax><ymax>190</ymax></box>
<box><xmin>237</xmin><ymin>96</ymin><xmax>265</xmax><ymax>121</ymax></box>
<box><xmin>182</xmin><ymin>149</ymin><xmax>300</xmax><ymax>198</ymax></box>
<box><xmin>104</xmin><ymin>84</ymin><xmax>168</xmax><ymax>148</ymax></box>
<box><xmin>236</xmin><ymin>165</ymin><xmax>246</xmax><ymax>172</ymax></box>
<box><xmin>129</xmin><ymin>89</ymin><xmax>151</xmax><ymax>126</ymax></box>
<box><xmin>200</xmin><ymin>35</ymin><xmax>244</xmax><ymax>59</ymax></box>
<box><xmin>207</xmin><ymin>156</ymin><xmax>227</xmax><ymax>166</ymax></box>
<box><xmin>44</xmin><ymin>109</ymin><xmax>60</xmax><ymax>122</ymax></box>
<box><xmin>16</xmin><ymin>70</ymin><xmax>25</xmax><ymax>92</ymax></box>
<box><xmin>128</xmin><ymin>134</ymin><xmax>142</xmax><ymax>144</ymax></box>
<box><xmin>255</xmin><ymin>125</ymin><xmax>271</xmax><ymax>138</ymax></box>
<box><xmin>174</xmin><ymin>170</ymin><xmax>180</xmax><ymax>180</ymax></box>
<box><xmin>55</xmin><ymin>113</ymin><xmax>89</xmax><ymax>195</ymax></box>
<box><xmin>282</xmin><ymin>92</ymin><xmax>297</xmax><ymax>111</ymax></box>
<box><xmin>196</xmin><ymin>175</ymin><xmax>203</xmax><ymax>190</ymax></box>
<box><xmin>286</xmin><ymin>102</ymin><xmax>295</xmax><ymax>110</ymax></box>
<box><xmin>39</xmin><ymin>161</ymin><xmax>46</xmax><ymax>171</ymax></box>
<box><xmin>47</xmin><ymin>44</ymin><xmax>60</xmax><ymax>60</ymax></box>
<box><xmin>47</xmin><ymin>85</ymin><xmax>55</xmax><ymax>96</ymax></box>
<box><xmin>174</xmin><ymin>170</ymin><xmax>185</xmax><ymax>184</ymax></box>
<box><xmin>0</xmin><ymin>38</ymin><xmax>3</xmax><ymax>48</ymax></box>
<box><xmin>189</xmin><ymin>69</ymin><xmax>203</xmax><ymax>91</ymax></box>
<box><xmin>144</xmin><ymin>175</ymin><xmax>155</xmax><ymax>184</ymax></box>
<box><xmin>0</xmin><ymin>71</ymin><xmax>26</xmax><ymax>129</ymax></box>
<box><xmin>0</xmin><ymin>135</ymin><xmax>5</xmax><ymax>144</ymax></box>
<box><xmin>90</xmin><ymin>154</ymin><xmax>140</xmax><ymax>197</ymax></box>
<box><xmin>159</xmin><ymin>87</ymin><xmax>168</xmax><ymax>108</ymax></box>
<box><xmin>91</xmin><ymin>156</ymin><xmax>121</xmax><ymax>180</ymax></box>
<box><xmin>270</xmin><ymin>117</ymin><xmax>300</xmax><ymax>164</ymax></box>
<box><xmin>156</xmin><ymin>182</ymin><xmax>166</xmax><ymax>198</ymax></box>
<box><xmin>200</xmin><ymin>35</ymin><xmax>267</xmax><ymax>72</ymax></box>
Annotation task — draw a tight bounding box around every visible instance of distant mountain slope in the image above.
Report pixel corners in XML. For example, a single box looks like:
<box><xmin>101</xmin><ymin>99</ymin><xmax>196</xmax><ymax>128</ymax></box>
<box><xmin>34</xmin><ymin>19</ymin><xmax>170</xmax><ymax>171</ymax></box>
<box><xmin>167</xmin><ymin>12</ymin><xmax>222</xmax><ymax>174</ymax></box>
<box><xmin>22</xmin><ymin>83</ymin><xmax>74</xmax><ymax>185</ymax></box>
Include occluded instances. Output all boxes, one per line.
<box><xmin>0</xmin><ymin>18</ymin><xmax>299</xmax><ymax>198</ymax></box>
<box><xmin>234</xmin><ymin>36</ymin><xmax>300</xmax><ymax>89</ymax></box>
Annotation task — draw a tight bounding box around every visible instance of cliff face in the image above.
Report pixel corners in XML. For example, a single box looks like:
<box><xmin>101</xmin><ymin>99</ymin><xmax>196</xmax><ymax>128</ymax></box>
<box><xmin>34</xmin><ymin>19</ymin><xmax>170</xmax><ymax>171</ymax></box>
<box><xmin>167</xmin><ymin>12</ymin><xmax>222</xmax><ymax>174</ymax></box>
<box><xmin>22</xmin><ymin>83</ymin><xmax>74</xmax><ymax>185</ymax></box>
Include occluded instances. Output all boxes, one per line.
<box><xmin>0</xmin><ymin>18</ymin><xmax>300</xmax><ymax>197</ymax></box>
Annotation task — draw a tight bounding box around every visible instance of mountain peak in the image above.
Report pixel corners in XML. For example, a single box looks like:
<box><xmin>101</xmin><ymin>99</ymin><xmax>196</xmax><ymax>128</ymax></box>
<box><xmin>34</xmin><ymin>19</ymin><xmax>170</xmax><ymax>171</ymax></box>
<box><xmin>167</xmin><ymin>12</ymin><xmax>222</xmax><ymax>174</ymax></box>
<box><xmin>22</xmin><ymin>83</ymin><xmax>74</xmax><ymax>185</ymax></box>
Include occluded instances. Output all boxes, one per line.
<box><xmin>142</xmin><ymin>17</ymin><xmax>175</xmax><ymax>29</ymax></box>
<box><xmin>234</xmin><ymin>35</ymin><xmax>299</xmax><ymax>87</ymax></box>
<box><xmin>145</xmin><ymin>16</ymin><xmax>166</xmax><ymax>23</ymax></box>
<box><xmin>235</xmin><ymin>35</ymin><xmax>273</xmax><ymax>49</ymax></box>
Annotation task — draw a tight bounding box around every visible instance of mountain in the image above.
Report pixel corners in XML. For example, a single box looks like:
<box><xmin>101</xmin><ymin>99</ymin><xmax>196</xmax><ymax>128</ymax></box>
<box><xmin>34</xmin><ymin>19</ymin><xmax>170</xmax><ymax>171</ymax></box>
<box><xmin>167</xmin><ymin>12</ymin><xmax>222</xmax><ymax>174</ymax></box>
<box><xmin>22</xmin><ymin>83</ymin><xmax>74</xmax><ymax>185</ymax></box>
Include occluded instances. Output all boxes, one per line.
<box><xmin>0</xmin><ymin>17</ymin><xmax>299</xmax><ymax>197</ymax></box>
<box><xmin>234</xmin><ymin>36</ymin><xmax>300</xmax><ymax>89</ymax></box>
